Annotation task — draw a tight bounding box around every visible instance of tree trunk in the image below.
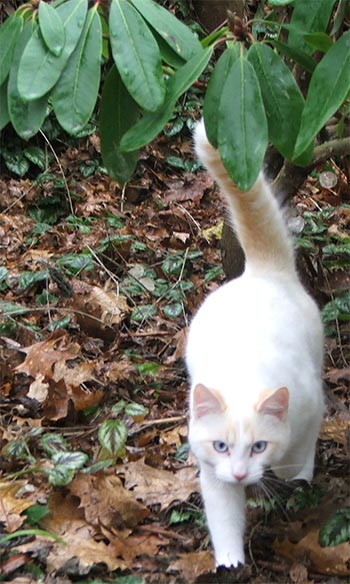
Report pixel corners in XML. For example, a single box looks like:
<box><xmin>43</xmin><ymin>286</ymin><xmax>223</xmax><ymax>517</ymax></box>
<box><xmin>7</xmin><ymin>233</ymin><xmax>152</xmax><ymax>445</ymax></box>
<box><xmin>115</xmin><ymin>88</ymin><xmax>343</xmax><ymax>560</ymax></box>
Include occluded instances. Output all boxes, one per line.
<box><xmin>192</xmin><ymin>0</ymin><xmax>244</xmax><ymax>31</ymax></box>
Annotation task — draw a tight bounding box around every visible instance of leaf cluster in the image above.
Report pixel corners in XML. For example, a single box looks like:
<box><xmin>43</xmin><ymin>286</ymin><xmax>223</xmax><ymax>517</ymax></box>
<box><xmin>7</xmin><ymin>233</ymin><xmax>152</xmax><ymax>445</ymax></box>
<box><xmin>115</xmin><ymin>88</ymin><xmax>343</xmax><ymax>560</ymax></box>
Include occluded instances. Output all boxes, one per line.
<box><xmin>0</xmin><ymin>0</ymin><xmax>348</xmax><ymax>189</ymax></box>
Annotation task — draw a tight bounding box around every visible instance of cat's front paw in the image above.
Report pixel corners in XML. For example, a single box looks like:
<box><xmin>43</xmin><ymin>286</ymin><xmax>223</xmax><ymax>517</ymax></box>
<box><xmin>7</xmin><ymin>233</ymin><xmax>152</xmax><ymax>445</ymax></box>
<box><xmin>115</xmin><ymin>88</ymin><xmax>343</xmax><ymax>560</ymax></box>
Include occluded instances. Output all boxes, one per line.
<box><xmin>215</xmin><ymin>550</ymin><xmax>245</xmax><ymax>569</ymax></box>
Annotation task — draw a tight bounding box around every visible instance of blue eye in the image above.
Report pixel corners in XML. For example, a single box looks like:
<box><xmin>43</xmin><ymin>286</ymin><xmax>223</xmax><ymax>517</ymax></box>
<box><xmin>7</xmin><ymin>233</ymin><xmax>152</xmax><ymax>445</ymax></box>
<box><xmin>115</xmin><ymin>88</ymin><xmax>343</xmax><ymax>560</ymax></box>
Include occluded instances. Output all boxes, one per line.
<box><xmin>213</xmin><ymin>440</ymin><xmax>229</xmax><ymax>453</ymax></box>
<box><xmin>251</xmin><ymin>441</ymin><xmax>267</xmax><ymax>454</ymax></box>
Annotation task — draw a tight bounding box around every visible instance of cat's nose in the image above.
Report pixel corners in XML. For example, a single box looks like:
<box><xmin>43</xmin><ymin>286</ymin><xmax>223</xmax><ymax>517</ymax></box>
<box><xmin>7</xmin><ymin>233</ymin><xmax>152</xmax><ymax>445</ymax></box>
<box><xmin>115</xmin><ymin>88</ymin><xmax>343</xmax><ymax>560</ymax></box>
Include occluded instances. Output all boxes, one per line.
<box><xmin>233</xmin><ymin>472</ymin><xmax>247</xmax><ymax>482</ymax></box>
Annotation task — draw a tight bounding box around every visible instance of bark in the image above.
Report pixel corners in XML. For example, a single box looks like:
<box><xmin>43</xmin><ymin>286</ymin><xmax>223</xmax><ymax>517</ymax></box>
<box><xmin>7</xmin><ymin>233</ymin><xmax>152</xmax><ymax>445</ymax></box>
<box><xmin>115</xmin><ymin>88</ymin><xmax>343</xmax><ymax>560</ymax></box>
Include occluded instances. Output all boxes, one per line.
<box><xmin>192</xmin><ymin>0</ymin><xmax>244</xmax><ymax>32</ymax></box>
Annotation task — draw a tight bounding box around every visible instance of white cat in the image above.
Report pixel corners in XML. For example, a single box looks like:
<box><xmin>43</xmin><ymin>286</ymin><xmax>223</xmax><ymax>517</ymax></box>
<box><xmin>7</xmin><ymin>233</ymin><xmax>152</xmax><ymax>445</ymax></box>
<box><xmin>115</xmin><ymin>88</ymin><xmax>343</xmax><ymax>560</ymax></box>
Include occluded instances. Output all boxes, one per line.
<box><xmin>186</xmin><ymin>119</ymin><xmax>324</xmax><ymax>568</ymax></box>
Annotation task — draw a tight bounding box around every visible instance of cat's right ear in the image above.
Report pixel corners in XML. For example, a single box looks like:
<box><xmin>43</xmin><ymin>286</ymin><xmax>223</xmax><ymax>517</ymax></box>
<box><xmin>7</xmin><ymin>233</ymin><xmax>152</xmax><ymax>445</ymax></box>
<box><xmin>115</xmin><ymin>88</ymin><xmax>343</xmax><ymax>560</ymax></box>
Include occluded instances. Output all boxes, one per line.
<box><xmin>193</xmin><ymin>384</ymin><xmax>225</xmax><ymax>419</ymax></box>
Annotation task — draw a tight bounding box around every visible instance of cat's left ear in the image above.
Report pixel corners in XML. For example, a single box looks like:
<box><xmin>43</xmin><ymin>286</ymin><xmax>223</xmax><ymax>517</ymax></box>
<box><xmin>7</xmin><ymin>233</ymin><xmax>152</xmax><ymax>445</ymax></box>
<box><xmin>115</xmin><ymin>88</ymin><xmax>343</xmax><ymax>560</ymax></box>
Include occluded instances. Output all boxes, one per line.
<box><xmin>256</xmin><ymin>387</ymin><xmax>289</xmax><ymax>421</ymax></box>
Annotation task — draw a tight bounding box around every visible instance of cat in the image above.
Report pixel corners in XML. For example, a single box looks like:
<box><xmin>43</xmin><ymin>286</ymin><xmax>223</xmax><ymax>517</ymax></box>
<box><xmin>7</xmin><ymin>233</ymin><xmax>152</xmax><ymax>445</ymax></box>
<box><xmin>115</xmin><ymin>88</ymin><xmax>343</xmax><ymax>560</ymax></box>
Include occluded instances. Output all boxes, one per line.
<box><xmin>186</xmin><ymin>119</ymin><xmax>324</xmax><ymax>568</ymax></box>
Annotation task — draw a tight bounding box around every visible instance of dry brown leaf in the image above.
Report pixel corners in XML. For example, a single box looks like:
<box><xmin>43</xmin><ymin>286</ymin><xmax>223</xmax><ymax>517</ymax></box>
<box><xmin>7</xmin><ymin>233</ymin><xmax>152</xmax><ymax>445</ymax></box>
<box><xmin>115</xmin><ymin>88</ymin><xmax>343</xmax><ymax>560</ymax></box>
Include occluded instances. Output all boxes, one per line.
<box><xmin>41</xmin><ymin>492</ymin><xmax>127</xmax><ymax>573</ymax></box>
<box><xmin>325</xmin><ymin>367</ymin><xmax>350</xmax><ymax>384</ymax></box>
<box><xmin>320</xmin><ymin>417</ymin><xmax>349</xmax><ymax>445</ymax></box>
<box><xmin>168</xmin><ymin>551</ymin><xmax>215</xmax><ymax>580</ymax></box>
<box><xmin>15</xmin><ymin>332</ymin><xmax>80</xmax><ymax>379</ymax></box>
<box><xmin>27</xmin><ymin>373</ymin><xmax>49</xmax><ymax>403</ymax></box>
<box><xmin>70</xmin><ymin>280</ymin><xmax>129</xmax><ymax>340</ymax></box>
<box><xmin>274</xmin><ymin>529</ymin><xmax>350</xmax><ymax>576</ymax></box>
<box><xmin>289</xmin><ymin>562</ymin><xmax>313</xmax><ymax>584</ymax></box>
<box><xmin>108</xmin><ymin>532</ymin><xmax>169</xmax><ymax>563</ymax></box>
<box><xmin>69</xmin><ymin>472</ymin><xmax>149</xmax><ymax>530</ymax></box>
<box><xmin>0</xmin><ymin>481</ymin><xmax>34</xmax><ymax>533</ymax></box>
<box><xmin>122</xmin><ymin>458</ymin><xmax>198</xmax><ymax>510</ymax></box>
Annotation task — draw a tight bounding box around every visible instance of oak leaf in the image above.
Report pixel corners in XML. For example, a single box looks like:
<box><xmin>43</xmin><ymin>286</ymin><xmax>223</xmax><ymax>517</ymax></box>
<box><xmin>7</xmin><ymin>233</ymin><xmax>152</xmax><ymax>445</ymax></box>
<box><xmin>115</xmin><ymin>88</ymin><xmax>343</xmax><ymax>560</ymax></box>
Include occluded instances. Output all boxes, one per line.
<box><xmin>122</xmin><ymin>458</ymin><xmax>198</xmax><ymax>510</ymax></box>
<box><xmin>274</xmin><ymin>528</ymin><xmax>350</xmax><ymax>577</ymax></box>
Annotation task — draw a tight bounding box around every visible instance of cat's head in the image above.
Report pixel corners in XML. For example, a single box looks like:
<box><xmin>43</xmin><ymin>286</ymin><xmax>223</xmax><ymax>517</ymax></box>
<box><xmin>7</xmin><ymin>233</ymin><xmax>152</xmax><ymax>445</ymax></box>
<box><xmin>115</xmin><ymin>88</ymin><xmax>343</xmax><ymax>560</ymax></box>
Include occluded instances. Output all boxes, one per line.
<box><xmin>189</xmin><ymin>383</ymin><xmax>290</xmax><ymax>485</ymax></box>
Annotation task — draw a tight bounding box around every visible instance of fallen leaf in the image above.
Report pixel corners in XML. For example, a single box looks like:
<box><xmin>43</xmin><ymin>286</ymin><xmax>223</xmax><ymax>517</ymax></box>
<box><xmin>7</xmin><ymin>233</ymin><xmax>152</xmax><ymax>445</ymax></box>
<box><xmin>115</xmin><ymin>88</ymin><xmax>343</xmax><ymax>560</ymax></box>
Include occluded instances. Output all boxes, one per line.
<box><xmin>325</xmin><ymin>367</ymin><xmax>350</xmax><ymax>384</ymax></box>
<box><xmin>274</xmin><ymin>529</ymin><xmax>350</xmax><ymax>576</ymax></box>
<box><xmin>15</xmin><ymin>332</ymin><xmax>80</xmax><ymax>379</ymax></box>
<box><xmin>122</xmin><ymin>458</ymin><xmax>198</xmax><ymax>510</ymax></box>
<box><xmin>41</xmin><ymin>492</ymin><xmax>126</xmax><ymax>573</ymax></box>
<box><xmin>27</xmin><ymin>373</ymin><xmax>49</xmax><ymax>403</ymax></box>
<box><xmin>168</xmin><ymin>551</ymin><xmax>215</xmax><ymax>580</ymax></box>
<box><xmin>0</xmin><ymin>481</ymin><xmax>33</xmax><ymax>533</ymax></box>
<box><xmin>320</xmin><ymin>417</ymin><xmax>349</xmax><ymax>445</ymax></box>
<box><xmin>289</xmin><ymin>562</ymin><xmax>313</xmax><ymax>583</ymax></box>
<box><xmin>69</xmin><ymin>472</ymin><xmax>149</xmax><ymax>530</ymax></box>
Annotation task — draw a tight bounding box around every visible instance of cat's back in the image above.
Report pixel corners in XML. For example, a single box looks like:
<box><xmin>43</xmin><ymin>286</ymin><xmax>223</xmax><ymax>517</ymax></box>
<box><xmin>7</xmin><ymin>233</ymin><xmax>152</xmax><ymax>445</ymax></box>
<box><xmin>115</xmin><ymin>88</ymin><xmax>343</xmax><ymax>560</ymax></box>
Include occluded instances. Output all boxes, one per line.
<box><xmin>186</xmin><ymin>269</ymin><xmax>323</xmax><ymax>393</ymax></box>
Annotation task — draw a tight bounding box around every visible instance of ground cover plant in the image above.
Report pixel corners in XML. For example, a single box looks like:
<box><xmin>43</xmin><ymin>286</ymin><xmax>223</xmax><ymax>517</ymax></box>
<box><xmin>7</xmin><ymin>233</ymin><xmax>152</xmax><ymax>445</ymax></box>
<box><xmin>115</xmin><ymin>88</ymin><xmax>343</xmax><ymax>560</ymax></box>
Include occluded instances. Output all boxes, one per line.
<box><xmin>0</xmin><ymin>0</ymin><xmax>349</xmax><ymax>582</ymax></box>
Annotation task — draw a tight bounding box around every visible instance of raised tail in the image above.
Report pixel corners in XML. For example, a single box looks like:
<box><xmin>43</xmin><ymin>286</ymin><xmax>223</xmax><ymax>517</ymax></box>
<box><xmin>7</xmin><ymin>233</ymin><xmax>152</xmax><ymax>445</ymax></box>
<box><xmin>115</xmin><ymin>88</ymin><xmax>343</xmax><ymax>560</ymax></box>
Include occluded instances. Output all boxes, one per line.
<box><xmin>194</xmin><ymin>119</ymin><xmax>296</xmax><ymax>274</ymax></box>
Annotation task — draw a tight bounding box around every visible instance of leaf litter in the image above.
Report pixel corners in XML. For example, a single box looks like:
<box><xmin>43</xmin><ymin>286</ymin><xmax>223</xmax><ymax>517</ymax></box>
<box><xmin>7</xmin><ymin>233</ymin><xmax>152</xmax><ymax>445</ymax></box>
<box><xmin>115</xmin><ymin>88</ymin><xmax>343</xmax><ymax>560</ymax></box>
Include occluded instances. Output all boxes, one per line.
<box><xmin>0</xmin><ymin>127</ymin><xmax>349</xmax><ymax>583</ymax></box>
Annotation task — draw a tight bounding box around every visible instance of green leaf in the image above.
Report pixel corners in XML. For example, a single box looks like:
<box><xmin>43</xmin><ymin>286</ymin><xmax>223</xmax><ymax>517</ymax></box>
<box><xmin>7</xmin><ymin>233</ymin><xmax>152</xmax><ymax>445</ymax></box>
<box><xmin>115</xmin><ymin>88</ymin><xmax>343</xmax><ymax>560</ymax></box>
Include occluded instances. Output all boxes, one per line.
<box><xmin>55</xmin><ymin>252</ymin><xmax>95</xmax><ymax>274</ymax></box>
<box><xmin>124</xmin><ymin>402</ymin><xmax>149</xmax><ymax>417</ymax></box>
<box><xmin>294</xmin><ymin>32</ymin><xmax>350</xmax><ymax>158</ymax></box>
<box><xmin>289</xmin><ymin>0</ymin><xmax>337</xmax><ymax>55</ymax></box>
<box><xmin>38</xmin><ymin>1</ymin><xmax>65</xmax><ymax>57</ymax></box>
<box><xmin>203</xmin><ymin>45</ymin><xmax>240</xmax><ymax>148</ymax></box>
<box><xmin>272</xmin><ymin>39</ymin><xmax>316</xmax><ymax>73</ymax></box>
<box><xmin>130</xmin><ymin>0</ymin><xmax>201</xmax><ymax>61</ymax></box>
<box><xmin>52</xmin><ymin>7</ymin><xmax>102</xmax><ymax>134</ymax></box>
<box><xmin>121</xmin><ymin>46</ymin><xmax>212</xmax><ymax>152</ymax></box>
<box><xmin>0</xmin><ymin>12</ymin><xmax>23</xmax><ymax>86</ymax></box>
<box><xmin>218</xmin><ymin>55</ymin><xmax>268</xmax><ymax>191</ymax></box>
<box><xmin>24</xmin><ymin>145</ymin><xmax>46</xmax><ymax>170</ymax></box>
<box><xmin>247</xmin><ymin>43</ymin><xmax>305</xmax><ymax>160</ymax></box>
<box><xmin>51</xmin><ymin>451</ymin><xmax>88</xmax><ymax>470</ymax></box>
<box><xmin>0</xmin><ymin>80</ymin><xmax>9</xmax><ymax>130</ymax></box>
<box><xmin>18</xmin><ymin>0</ymin><xmax>88</xmax><ymax>101</ymax></box>
<box><xmin>319</xmin><ymin>509</ymin><xmax>350</xmax><ymax>547</ymax></box>
<box><xmin>303</xmin><ymin>32</ymin><xmax>333</xmax><ymax>53</ymax></box>
<box><xmin>45</xmin><ymin>466</ymin><xmax>75</xmax><ymax>486</ymax></box>
<box><xmin>162</xmin><ymin>254</ymin><xmax>184</xmax><ymax>275</ymax></box>
<box><xmin>25</xmin><ymin>504</ymin><xmax>50</xmax><ymax>526</ymax></box>
<box><xmin>131</xmin><ymin>304</ymin><xmax>157</xmax><ymax>322</ymax></box>
<box><xmin>18</xmin><ymin>270</ymin><xmax>48</xmax><ymax>291</ymax></box>
<box><xmin>40</xmin><ymin>432</ymin><xmax>69</xmax><ymax>455</ymax></box>
<box><xmin>98</xmin><ymin>419</ymin><xmax>128</xmax><ymax>456</ymax></box>
<box><xmin>0</xmin><ymin>300</ymin><xmax>29</xmax><ymax>316</ymax></box>
<box><xmin>1</xmin><ymin>145</ymin><xmax>29</xmax><ymax>176</ymax></box>
<box><xmin>163</xmin><ymin>302</ymin><xmax>183</xmax><ymax>318</ymax></box>
<box><xmin>8</xmin><ymin>25</ymin><xmax>49</xmax><ymax>139</ymax></box>
<box><xmin>100</xmin><ymin>65</ymin><xmax>139</xmax><ymax>184</ymax></box>
<box><xmin>109</xmin><ymin>0</ymin><xmax>165</xmax><ymax>112</ymax></box>
<box><xmin>268</xmin><ymin>0</ymin><xmax>294</xmax><ymax>4</ymax></box>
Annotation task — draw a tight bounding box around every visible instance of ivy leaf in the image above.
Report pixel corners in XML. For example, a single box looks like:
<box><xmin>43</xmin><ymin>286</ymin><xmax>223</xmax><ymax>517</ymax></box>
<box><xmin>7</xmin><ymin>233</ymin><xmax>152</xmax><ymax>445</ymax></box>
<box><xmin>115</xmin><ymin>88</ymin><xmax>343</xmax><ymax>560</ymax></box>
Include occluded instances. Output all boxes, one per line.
<box><xmin>51</xmin><ymin>451</ymin><xmax>89</xmax><ymax>470</ymax></box>
<box><xmin>319</xmin><ymin>509</ymin><xmax>350</xmax><ymax>547</ymax></box>
<box><xmin>98</xmin><ymin>419</ymin><xmax>128</xmax><ymax>456</ymax></box>
<box><xmin>131</xmin><ymin>304</ymin><xmax>157</xmax><ymax>323</ymax></box>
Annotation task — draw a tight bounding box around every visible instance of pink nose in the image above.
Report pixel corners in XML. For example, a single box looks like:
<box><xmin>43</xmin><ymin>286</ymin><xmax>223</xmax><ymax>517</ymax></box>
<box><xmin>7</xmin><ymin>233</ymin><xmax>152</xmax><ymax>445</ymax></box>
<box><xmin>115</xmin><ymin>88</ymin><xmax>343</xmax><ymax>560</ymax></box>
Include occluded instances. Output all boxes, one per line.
<box><xmin>234</xmin><ymin>472</ymin><xmax>247</xmax><ymax>482</ymax></box>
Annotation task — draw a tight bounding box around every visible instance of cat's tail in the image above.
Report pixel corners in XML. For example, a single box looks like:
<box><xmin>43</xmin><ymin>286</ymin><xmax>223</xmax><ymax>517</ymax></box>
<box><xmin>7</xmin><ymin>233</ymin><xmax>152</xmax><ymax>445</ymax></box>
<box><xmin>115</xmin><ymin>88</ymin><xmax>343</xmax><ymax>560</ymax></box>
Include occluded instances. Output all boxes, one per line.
<box><xmin>194</xmin><ymin>119</ymin><xmax>296</xmax><ymax>274</ymax></box>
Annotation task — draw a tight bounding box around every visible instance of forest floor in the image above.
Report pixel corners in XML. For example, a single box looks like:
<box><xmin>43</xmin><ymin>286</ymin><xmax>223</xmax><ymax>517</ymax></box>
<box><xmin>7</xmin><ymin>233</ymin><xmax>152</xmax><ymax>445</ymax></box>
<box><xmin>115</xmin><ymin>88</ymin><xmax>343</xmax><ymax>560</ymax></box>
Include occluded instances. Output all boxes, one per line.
<box><xmin>0</xmin><ymin>123</ymin><xmax>349</xmax><ymax>584</ymax></box>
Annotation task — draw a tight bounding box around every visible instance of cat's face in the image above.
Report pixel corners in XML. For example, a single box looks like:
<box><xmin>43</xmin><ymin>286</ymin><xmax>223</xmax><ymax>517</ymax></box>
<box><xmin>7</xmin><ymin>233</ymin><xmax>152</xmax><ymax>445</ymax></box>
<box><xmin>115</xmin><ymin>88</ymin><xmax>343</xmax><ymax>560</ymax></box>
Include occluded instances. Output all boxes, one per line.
<box><xmin>189</xmin><ymin>384</ymin><xmax>290</xmax><ymax>485</ymax></box>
